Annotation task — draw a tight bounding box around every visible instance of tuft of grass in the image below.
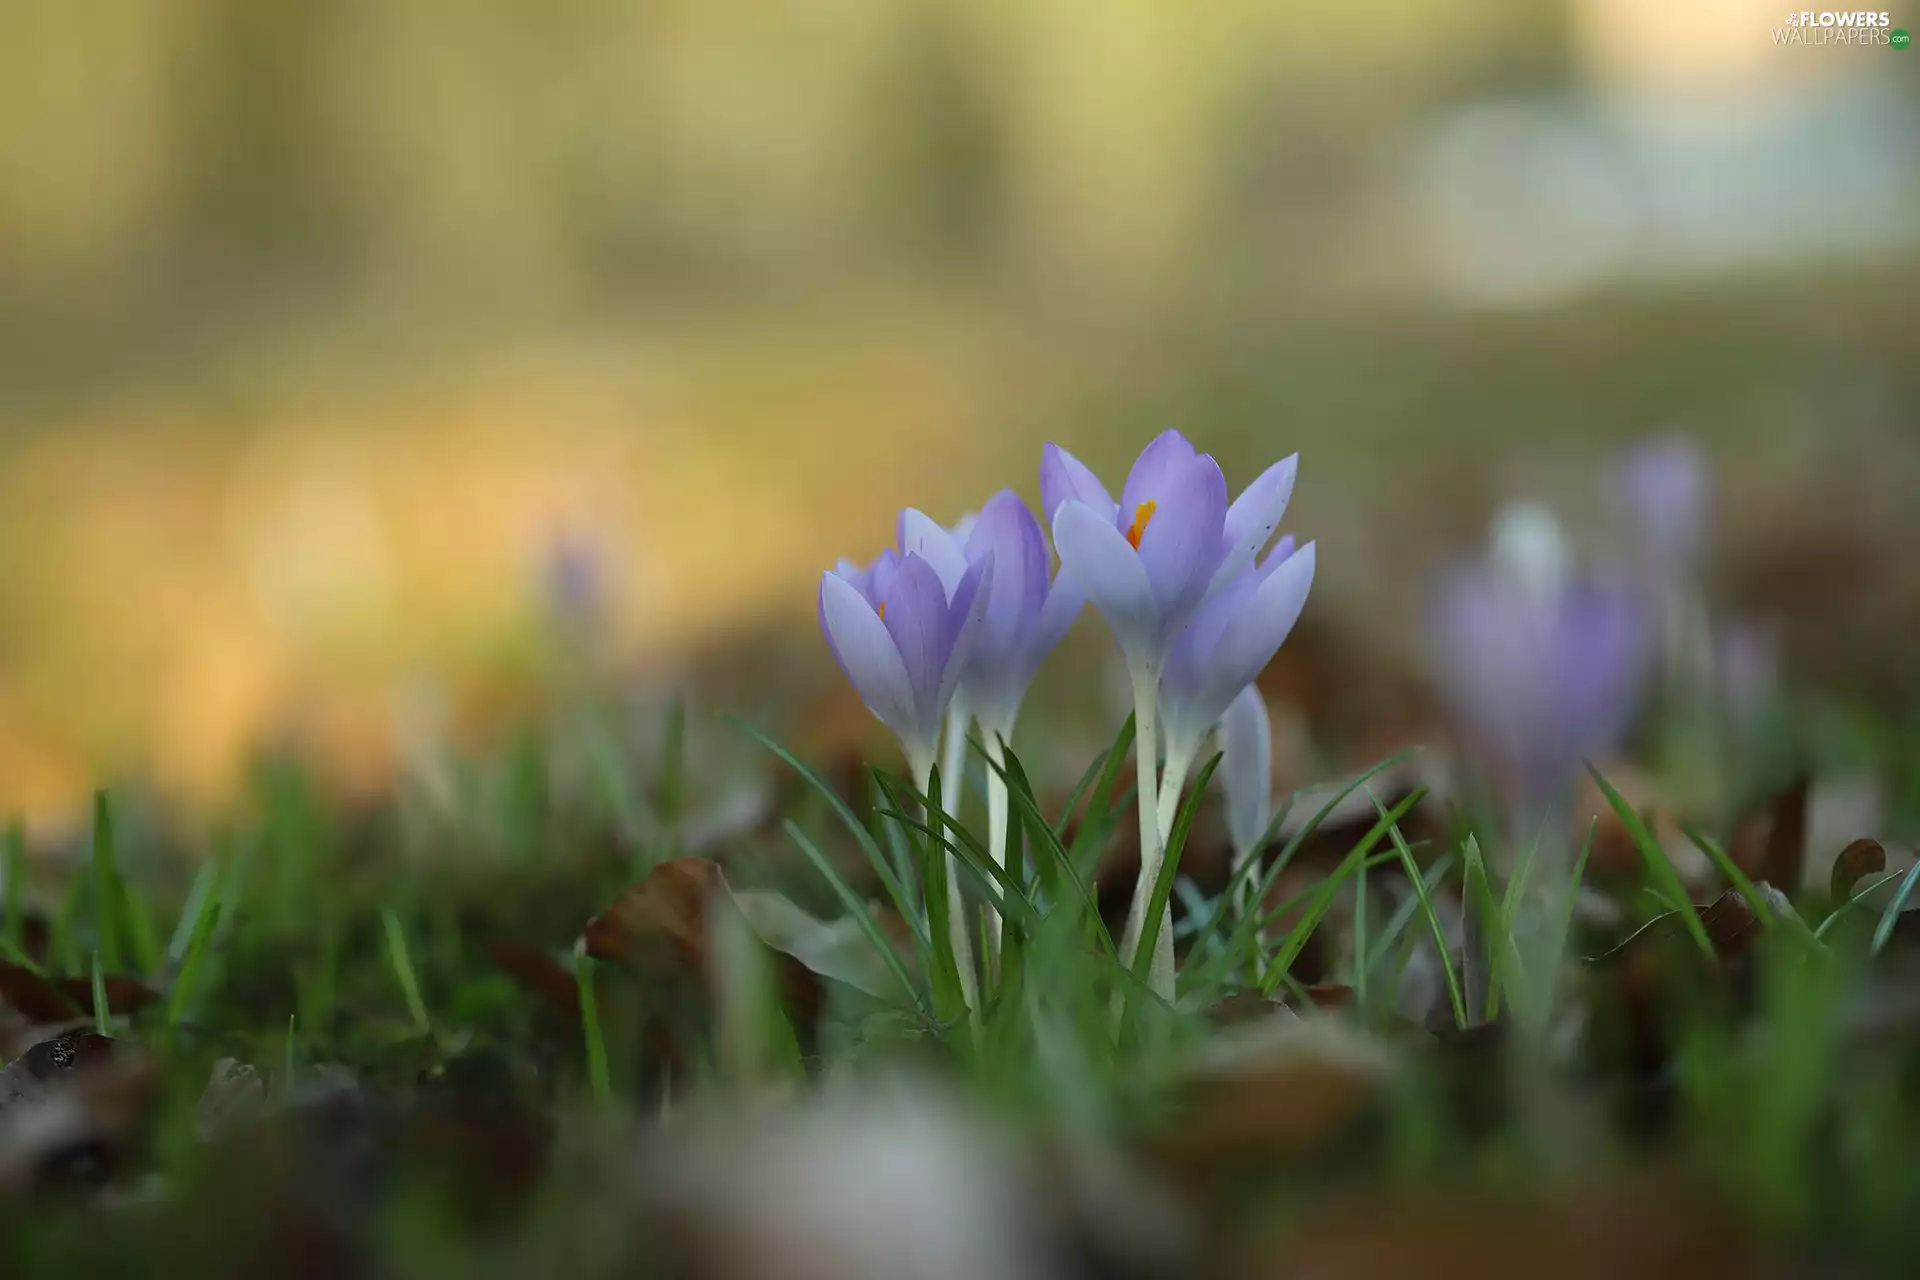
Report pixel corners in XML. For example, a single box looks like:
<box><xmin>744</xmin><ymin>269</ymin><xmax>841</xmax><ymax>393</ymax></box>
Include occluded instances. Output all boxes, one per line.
<box><xmin>92</xmin><ymin>791</ymin><xmax>122</xmax><ymax>975</ymax></box>
<box><xmin>1587</xmin><ymin>763</ymin><xmax>1712</xmax><ymax>957</ymax></box>
<box><xmin>381</xmin><ymin>908</ymin><xmax>434</xmax><ymax>1039</ymax></box>
<box><xmin>90</xmin><ymin>951</ymin><xmax>111</xmax><ymax>1036</ymax></box>
<box><xmin>1871</xmin><ymin>858</ymin><xmax>1920</xmax><ymax>955</ymax></box>
<box><xmin>1375</xmin><ymin>790</ymin><xmax>1467</xmax><ymax>1030</ymax></box>
<box><xmin>575</xmin><ymin>943</ymin><xmax>612</xmax><ymax>1107</ymax></box>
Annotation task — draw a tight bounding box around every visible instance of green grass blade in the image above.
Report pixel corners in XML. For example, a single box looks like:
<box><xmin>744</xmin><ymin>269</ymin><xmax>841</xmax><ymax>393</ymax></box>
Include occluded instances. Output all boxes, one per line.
<box><xmin>0</xmin><ymin>931</ymin><xmax>45</xmax><ymax>975</ymax></box>
<box><xmin>1053</xmin><ymin>749</ymin><xmax>1112</xmax><ymax>849</ymax></box>
<box><xmin>92</xmin><ymin>791</ymin><xmax>122</xmax><ymax>974</ymax></box>
<box><xmin>726</xmin><ymin>715</ymin><xmax>926</xmax><ymax>948</ymax></box>
<box><xmin>1363</xmin><ymin>852</ymin><xmax>1456</xmax><ymax>976</ymax></box>
<box><xmin>988</xmin><ymin>745</ymin><xmax>1117</xmax><ymax>959</ymax></box>
<box><xmin>1587</xmin><ymin>764</ymin><xmax>1712</xmax><ymax>957</ymax></box>
<box><xmin>1373</xmin><ymin>792</ymin><xmax>1467</xmax><ymax>1030</ymax></box>
<box><xmin>782</xmin><ymin>819</ymin><xmax>928</xmax><ymax>1015</ymax></box>
<box><xmin>165</xmin><ymin>901</ymin><xmax>223</xmax><ymax>1039</ymax></box>
<box><xmin>1679</xmin><ymin>821</ymin><xmax>1773</xmax><ymax>924</ymax></box>
<box><xmin>90</xmin><ymin>951</ymin><xmax>111</xmax><ymax>1036</ymax></box>
<box><xmin>381</xmin><ymin>908</ymin><xmax>433</xmax><ymax>1038</ymax></box>
<box><xmin>1815</xmin><ymin>870</ymin><xmax>1905</xmax><ymax>942</ymax></box>
<box><xmin>1257</xmin><ymin>788</ymin><xmax>1429</xmax><ymax>998</ymax></box>
<box><xmin>1186</xmin><ymin>750</ymin><xmax>1416</xmax><ymax>970</ymax></box>
<box><xmin>1487</xmin><ymin>817</ymin><xmax>1544</xmax><ymax>1019</ymax></box>
<box><xmin>1871</xmin><ymin>859</ymin><xmax>1920</xmax><ymax>955</ymax></box>
<box><xmin>1545</xmin><ymin>817</ymin><xmax>1598</xmax><ymax>985</ymax></box>
<box><xmin>575</xmin><ymin>944</ymin><xmax>612</xmax><ymax>1107</ymax></box>
<box><xmin>168</xmin><ymin>861</ymin><xmax>222</xmax><ymax>966</ymax></box>
<box><xmin>876</xmin><ymin>808</ymin><xmax>1044</xmax><ymax>933</ymax></box>
<box><xmin>1352</xmin><ymin>837</ymin><xmax>1369</xmax><ymax>1005</ymax></box>
<box><xmin>1061</xmin><ymin>714</ymin><xmax>1135</xmax><ymax>846</ymax></box>
<box><xmin>1460</xmin><ymin>835</ymin><xmax>1522</xmax><ymax>1023</ymax></box>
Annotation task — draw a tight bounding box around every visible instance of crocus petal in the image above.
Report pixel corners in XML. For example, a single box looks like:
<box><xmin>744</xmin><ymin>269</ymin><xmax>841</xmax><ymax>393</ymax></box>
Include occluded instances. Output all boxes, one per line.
<box><xmin>1032</xmin><ymin>568</ymin><xmax>1084</xmax><ymax>661</ymax></box>
<box><xmin>938</xmin><ymin>552</ymin><xmax>995</xmax><ymax>715</ymax></box>
<box><xmin>869</xmin><ymin>548</ymin><xmax>903</xmax><ymax>606</ymax></box>
<box><xmin>1209</xmin><ymin>454</ymin><xmax>1297</xmax><ymax>594</ymax></box>
<box><xmin>1040</xmin><ymin>443</ymin><xmax>1117</xmax><ymax>525</ymax></box>
<box><xmin>965</xmin><ymin>491</ymin><xmax>1049</xmax><ymax>659</ymax></box>
<box><xmin>1201</xmin><ymin>541</ymin><xmax>1316</xmax><ymax>715</ymax></box>
<box><xmin>1053</xmin><ymin>501</ymin><xmax>1158</xmax><ymax>659</ymax></box>
<box><xmin>1117</xmin><ymin>429</ymin><xmax>1199</xmax><ymax>524</ymax></box>
<box><xmin>1614</xmin><ymin>435</ymin><xmax>1710</xmax><ymax>570</ymax></box>
<box><xmin>880</xmin><ymin>554</ymin><xmax>958</xmax><ymax>733</ymax></box>
<box><xmin>832</xmin><ymin>556</ymin><xmax>876</xmax><ymax>606</ymax></box>
<box><xmin>1219</xmin><ymin>685</ymin><xmax>1272</xmax><ymax>856</ymax></box>
<box><xmin>898</xmin><ymin>508</ymin><xmax>972</xmax><ymax>598</ymax></box>
<box><xmin>819</xmin><ymin>571</ymin><xmax>918</xmax><ymax>741</ymax></box>
<box><xmin>1132</xmin><ymin>452</ymin><xmax>1229</xmax><ymax>619</ymax></box>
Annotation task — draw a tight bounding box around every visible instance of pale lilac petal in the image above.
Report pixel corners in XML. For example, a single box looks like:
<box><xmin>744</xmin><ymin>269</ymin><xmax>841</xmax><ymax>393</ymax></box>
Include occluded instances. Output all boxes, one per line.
<box><xmin>1133</xmin><ymin>453</ymin><xmax>1229</xmax><ymax>619</ymax></box>
<box><xmin>1053</xmin><ymin>501</ymin><xmax>1157</xmax><ymax>658</ymax></box>
<box><xmin>897</xmin><ymin>508</ymin><xmax>971</xmax><ymax>597</ymax></box>
<box><xmin>1032</xmin><ymin>568</ymin><xmax>1084</xmax><ymax>660</ymax></box>
<box><xmin>965</xmin><ymin>491</ymin><xmax>1049</xmax><ymax>661</ymax></box>
<box><xmin>880</xmin><ymin>554</ymin><xmax>956</xmax><ymax>727</ymax></box>
<box><xmin>1118</xmin><ymin>429</ymin><xmax>1199</xmax><ymax>526</ymax></box>
<box><xmin>869</xmin><ymin>549</ymin><xmax>903</xmax><ymax>606</ymax></box>
<box><xmin>1202</xmin><ymin>542</ymin><xmax>1315</xmax><ymax>716</ymax></box>
<box><xmin>819</xmin><ymin>571</ymin><xmax>917</xmax><ymax>741</ymax></box>
<box><xmin>832</xmin><ymin>556</ymin><xmax>876</xmax><ymax>606</ymax></box>
<box><xmin>1613</xmin><ymin>435</ymin><xmax>1709</xmax><ymax>570</ymax></box>
<box><xmin>1219</xmin><ymin>685</ymin><xmax>1272</xmax><ymax>856</ymax></box>
<box><xmin>1040</xmin><ymin>443</ymin><xmax>1117</xmax><ymax>525</ymax></box>
<box><xmin>1163</xmin><ymin>570</ymin><xmax>1257</xmax><ymax>700</ymax></box>
<box><xmin>938</xmin><ymin>553</ymin><xmax>994</xmax><ymax>715</ymax></box>
<box><xmin>1209</xmin><ymin>455</ymin><xmax>1297</xmax><ymax>594</ymax></box>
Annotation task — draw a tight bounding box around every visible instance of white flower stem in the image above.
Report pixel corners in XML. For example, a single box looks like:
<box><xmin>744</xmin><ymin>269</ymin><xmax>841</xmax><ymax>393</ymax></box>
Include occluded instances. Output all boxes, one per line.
<box><xmin>1146</xmin><ymin>737</ymin><xmax>1197</xmax><ymax>999</ymax></box>
<box><xmin>934</xmin><ymin>712</ymin><xmax>980</xmax><ymax>1015</ymax></box>
<box><xmin>1117</xmin><ymin>661</ymin><xmax>1166</xmax><ymax>996</ymax></box>
<box><xmin>982</xmin><ymin>727</ymin><xmax>1011</xmax><ymax>981</ymax></box>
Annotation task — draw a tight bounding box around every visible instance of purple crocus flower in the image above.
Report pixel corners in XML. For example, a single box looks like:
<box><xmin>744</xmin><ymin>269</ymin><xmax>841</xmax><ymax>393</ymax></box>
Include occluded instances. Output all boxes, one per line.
<box><xmin>1429</xmin><ymin>507</ymin><xmax>1649</xmax><ymax>808</ymax></box>
<box><xmin>1612</xmin><ymin>434</ymin><xmax>1710</xmax><ymax>576</ymax></box>
<box><xmin>1158</xmin><ymin>537</ymin><xmax>1315</xmax><ymax>771</ymax></box>
<box><xmin>899</xmin><ymin>492</ymin><xmax>1083</xmax><ymax>740</ymax></box>
<box><xmin>1043</xmin><ymin>430</ymin><xmax>1297</xmax><ymax>670</ymax></box>
<box><xmin>818</xmin><ymin>548</ymin><xmax>994</xmax><ymax>778</ymax></box>
<box><xmin>1046</xmin><ymin>429</ymin><xmax>1299</xmax><ymax>998</ymax></box>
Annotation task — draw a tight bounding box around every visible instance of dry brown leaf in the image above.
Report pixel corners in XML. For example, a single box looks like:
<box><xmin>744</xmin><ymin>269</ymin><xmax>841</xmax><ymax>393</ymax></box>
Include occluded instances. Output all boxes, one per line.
<box><xmin>1830</xmin><ymin>838</ymin><xmax>1886</xmax><ymax>905</ymax></box>
<box><xmin>0</xmin><ymin>962</ymin><xmax>81</xmax><ymax>1023</ymax></box>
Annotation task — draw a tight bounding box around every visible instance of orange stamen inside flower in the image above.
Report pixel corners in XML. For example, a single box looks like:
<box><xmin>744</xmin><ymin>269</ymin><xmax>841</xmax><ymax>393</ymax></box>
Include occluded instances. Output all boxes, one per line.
<box><xmin>877</xmin><ymin>601</ymin><xmax>886</xmax><ymax>620</ymax></box>
<box><xmin>1125</xmin><ymin>499</ymin><xmax>1157</xmax><ymax>550</ymax></box>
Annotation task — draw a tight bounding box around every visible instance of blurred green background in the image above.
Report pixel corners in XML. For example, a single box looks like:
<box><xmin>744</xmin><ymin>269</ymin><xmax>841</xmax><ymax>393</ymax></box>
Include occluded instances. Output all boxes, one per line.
<box><xmin>0</xmin><ymin>0</ymin><xmax>1916</xmax><ymax>817</ymax></box>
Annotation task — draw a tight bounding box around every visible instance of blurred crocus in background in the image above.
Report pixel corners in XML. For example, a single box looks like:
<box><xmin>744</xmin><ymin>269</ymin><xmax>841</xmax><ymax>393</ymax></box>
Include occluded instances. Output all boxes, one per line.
<box><xmin>1612</xmin><ymin>435</ymin><xmax>1711</xmax><ymax>582</ymax></box>
<box><xmin>1430</xmin><ymin>501</ymin><xmax>1651</xmax><ymax>820</ymax></box>
<box><xmin>1045</xmin><ymin>430</ymin><xmax>1299</xmax><ymax>997</ymax></box>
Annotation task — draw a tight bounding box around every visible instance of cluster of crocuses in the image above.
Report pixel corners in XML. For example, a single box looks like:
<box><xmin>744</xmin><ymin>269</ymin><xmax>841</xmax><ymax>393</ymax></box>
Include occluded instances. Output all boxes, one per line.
<box><xmin>819</xmin><ymin>431</ymin><xmax>1314</xmax><ymax>1004</ymax></box>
